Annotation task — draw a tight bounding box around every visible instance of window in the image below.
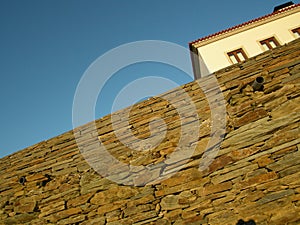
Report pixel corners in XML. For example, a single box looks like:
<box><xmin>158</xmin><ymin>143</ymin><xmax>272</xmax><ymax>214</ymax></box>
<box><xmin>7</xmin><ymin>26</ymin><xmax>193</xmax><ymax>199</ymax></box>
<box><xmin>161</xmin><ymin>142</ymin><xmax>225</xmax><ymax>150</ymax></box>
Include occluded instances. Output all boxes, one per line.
<box><xmin>292</xmin><ymin>27</ymin><xmax>300</xmax><ymax>38</ymax></box>
<box><xmin>260</xmin><ymin>37</ymin><xmax>280</xmax><ymax>51</ymax></box>
<box><xmin>227</xmin><ymin>48</ymin><xmax>248</xmax><ymax>64</ymax></box>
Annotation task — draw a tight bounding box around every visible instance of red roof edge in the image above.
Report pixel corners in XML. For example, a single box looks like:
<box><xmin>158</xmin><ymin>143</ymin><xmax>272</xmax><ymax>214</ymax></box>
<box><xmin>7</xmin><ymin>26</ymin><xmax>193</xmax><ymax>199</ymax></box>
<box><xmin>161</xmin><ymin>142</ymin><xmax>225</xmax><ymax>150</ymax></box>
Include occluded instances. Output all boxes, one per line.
<box><xmin>189</xmin><ymin>3</ymin><xmax>300</xmax><ymax>46</ymax></box>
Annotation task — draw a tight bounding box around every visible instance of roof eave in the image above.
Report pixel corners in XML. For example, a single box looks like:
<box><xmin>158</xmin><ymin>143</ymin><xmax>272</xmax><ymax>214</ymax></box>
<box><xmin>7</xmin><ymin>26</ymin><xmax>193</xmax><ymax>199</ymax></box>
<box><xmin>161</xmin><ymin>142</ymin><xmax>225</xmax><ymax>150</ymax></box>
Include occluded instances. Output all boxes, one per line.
<box><xmin>189</xmin><ymin>4</ymin><xmax>300</xmax><ymax>48</ymax></box>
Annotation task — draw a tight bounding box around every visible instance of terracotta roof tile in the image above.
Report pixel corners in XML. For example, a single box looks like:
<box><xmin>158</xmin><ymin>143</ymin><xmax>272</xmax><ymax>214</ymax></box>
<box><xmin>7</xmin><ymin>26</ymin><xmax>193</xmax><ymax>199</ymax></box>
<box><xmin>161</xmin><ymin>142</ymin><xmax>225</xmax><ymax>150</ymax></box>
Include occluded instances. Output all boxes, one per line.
<box><xmin>189</xmin><ymin>3</ymin><xmax>300</xmax><ymax>46</ymax></box>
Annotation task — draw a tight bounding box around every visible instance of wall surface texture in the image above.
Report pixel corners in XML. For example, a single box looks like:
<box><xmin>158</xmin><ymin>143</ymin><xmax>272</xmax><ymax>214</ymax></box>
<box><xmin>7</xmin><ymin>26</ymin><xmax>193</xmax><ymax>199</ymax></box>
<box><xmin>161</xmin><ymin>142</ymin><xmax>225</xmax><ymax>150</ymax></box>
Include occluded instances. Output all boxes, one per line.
<box><xmin>0</xmin><ymin>39</ymin><xmax>300</xmax><ymax>225</ymax></box>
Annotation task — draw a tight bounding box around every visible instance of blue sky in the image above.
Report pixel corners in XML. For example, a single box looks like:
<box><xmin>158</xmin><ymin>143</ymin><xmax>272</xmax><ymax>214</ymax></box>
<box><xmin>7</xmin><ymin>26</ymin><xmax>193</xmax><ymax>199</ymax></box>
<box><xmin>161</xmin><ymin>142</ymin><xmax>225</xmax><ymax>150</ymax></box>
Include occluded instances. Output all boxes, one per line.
<box><xmin>0</xmin><ymin>0</ymin><xmax>296</xmax><ymax>158</ymax></box>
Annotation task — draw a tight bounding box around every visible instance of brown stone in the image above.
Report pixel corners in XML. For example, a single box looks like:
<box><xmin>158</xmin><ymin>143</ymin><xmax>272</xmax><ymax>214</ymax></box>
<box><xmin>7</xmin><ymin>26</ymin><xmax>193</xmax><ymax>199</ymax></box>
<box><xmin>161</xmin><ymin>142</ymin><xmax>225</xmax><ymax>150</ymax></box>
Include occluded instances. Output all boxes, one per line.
<box><xmin>183</xmin><ymin>215</ymin><xmax>206</xmax><ymax>225</ymax></box>
<box><xmin>155</xmin><ymin>177</ymin><xmax>210</xmax><ymax>197</ymax></box>
<box><xmin>212</xmin><ymin>194</ymin><xmax>236</xmax><ymax>206</ymax></box>
<box><xmin>67</xmin><ymin>193</ymin><xmax>93</xmax><ymax>207</ymax></box>
<box><xmin>159</xmin><ymin>168</ymin><xmax>202</xmax><ymax>187</ymax></box>
<box><xmin>267</xmin><ymin>151</ymin><xmax>300</xmax><ymax>172</ymax></box>
<box><xmin>255</xmin><ymin>155</ymin><xmax>274</xmax><ymax>167</ymax></box>
<box><xmin>97</xmin><ymin>203</ymin><xmax>123</xmax><ymax>216</ymax></box>
<box><xmin>160</xmin><ymin>195</ymin><xmax>188</xmax><ymax>211</ymax></box>
<box><xmin>57</xmin><ymin>214</ymin><xmax>86</xmax><ymax>225</ymax></box>
<box><xmin>39</xmin><ymin>201</ymin><xmax>65</xmax><ymax>218</ymax></box>
<box><xmin>207</xmin><ymin>154</ymin><xmax>234</xmax><ymax>173</ymax></box>
<box><xmin>14</xmin><ymin>196</ymin><xmax>36</xmax><ymax>214</ymax></box>
<box><xmin>123</xmin><ymin>204</ymin><xmax>151</xmax><ymax>217</ymax></box>
<box><xmin>26</xmin><ymin>173</ymin><xmax>47</xmax><ymax>182</ymax></box>
<box><xmin>279</xmin><ymin>164</ymin><xmax>300</xmax><ymax>177</ymax></box>
<box><xmin>178</xmin><ymin>190</ymin><xmax>197</xmax><ymax>204</ymax></box>
<box><xmin>202</xmin><ymin>181</ymin><xmax>232</xmax><ymax>196</ymax></box>
<box><xmin>256</xmin><ymin>189</ymin><xmax>294</xmax><ymax>205</ymax></box>
<box><xmin>233</xmin><ymin>108</ymin><xmax>268</xmax><ymax>128</ymax></box>
<box><xmin>238</xmin><ymin>171</ymin><xmax>278</xmax><ymax>190</ymax></box>
<box><xmin>164</xmin><ymin>208</ymin><xmax>182</xmax><ymax>221</ymax></box>
<box><xmin>211</xmin><ymin>163</ymin><xmax>258</xmax><ymax>184</ymax></box>
<box><xmin>81</xmin><ymin>217</ymin><xmax>106</xmax><ymax>225</ymax></box>
<box><xmin>4</xmin><ymin>213</ymin><xmax>37</xmax><ymax>224</ymax></box>
<box><xmin>54</xmin><ymin>207</ymin><xmax>82</xmax><ymax>220</ymax></box>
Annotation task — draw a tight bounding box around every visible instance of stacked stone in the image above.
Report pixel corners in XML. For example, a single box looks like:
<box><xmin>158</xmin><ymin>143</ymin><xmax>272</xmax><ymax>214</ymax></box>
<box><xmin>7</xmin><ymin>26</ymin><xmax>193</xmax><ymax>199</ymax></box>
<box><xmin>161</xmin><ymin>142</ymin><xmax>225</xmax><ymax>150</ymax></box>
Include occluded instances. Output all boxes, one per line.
<box><xmin>0</xmin><ymin>38</ymin><xmax>299</xmax><ymax>225</ymax></box>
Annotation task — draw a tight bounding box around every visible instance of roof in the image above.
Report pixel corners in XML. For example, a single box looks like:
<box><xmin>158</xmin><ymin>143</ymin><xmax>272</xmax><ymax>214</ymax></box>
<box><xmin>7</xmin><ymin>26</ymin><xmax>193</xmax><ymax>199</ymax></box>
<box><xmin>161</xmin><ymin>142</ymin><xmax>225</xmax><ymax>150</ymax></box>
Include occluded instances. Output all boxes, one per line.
<box><xmin>189</xmin><ymin>3</ymin><xmax>300</xmax><ymax>47</ymax></box>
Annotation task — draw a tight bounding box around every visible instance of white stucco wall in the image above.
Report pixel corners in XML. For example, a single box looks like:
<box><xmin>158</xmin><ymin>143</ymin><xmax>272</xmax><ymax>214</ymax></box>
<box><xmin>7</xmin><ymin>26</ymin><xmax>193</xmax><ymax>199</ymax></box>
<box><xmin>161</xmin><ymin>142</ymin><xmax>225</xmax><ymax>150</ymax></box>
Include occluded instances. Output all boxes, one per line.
<box><xmin>196</xmin><ymin>11</ymin><xmax>300</xmax><ymax>77</ymax></box>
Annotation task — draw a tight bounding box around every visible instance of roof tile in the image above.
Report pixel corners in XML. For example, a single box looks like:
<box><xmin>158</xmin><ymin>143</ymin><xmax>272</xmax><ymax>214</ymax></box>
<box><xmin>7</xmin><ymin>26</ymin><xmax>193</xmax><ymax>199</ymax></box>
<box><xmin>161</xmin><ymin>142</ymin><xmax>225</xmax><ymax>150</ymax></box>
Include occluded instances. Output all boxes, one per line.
<box><xmin>189</xmin><ymin>4</ymin><xmax>300</xmax><ymax>46</ymax></box>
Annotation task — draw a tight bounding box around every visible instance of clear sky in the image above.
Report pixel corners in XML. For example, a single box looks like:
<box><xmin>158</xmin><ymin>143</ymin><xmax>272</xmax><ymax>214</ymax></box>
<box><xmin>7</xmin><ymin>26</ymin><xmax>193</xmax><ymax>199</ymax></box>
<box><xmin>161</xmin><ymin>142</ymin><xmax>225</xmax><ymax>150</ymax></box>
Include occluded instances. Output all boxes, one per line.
<box><xmin>0</xmin><ymin>0</ymin><xmax>297</xmax><ymax>158</ymax></box>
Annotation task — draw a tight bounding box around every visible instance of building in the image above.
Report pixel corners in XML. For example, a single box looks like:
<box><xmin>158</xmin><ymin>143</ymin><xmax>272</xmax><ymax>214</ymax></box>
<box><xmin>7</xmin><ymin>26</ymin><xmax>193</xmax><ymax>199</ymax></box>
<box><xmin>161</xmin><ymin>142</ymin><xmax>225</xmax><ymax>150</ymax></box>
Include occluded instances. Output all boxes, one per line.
<box><xmin>189</xmin><ymin>2</ymin><xmax>300</xmax><ymax>79</ymax></box>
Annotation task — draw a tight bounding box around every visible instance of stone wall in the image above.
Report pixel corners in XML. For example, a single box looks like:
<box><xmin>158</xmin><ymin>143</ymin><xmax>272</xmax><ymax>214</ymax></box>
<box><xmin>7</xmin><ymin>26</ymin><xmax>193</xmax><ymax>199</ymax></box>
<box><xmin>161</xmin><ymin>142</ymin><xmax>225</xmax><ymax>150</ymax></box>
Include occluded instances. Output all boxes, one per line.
<box><xmin>0</xmin><ymin>39</ymin><xmax>299</xmax><ymax>225</ymax></box>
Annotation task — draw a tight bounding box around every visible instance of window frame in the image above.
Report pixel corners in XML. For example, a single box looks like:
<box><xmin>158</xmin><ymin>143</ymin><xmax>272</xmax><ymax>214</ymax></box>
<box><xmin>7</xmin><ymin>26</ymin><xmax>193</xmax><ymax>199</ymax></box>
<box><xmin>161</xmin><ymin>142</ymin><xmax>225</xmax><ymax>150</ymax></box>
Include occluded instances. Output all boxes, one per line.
<box><xmin>291</xmin><ymin>27</ymin><xmax>300</xmax><ymax>38</ymax></box>
<box><xmin>227</xmin><ymin>48</ymin><xmax>248</xmax><ymax>64</ymax></box>
<box><xmin>259</xmin><ymin>36</ymin><xmax>280</xmax><ymax>51</ymax></box>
